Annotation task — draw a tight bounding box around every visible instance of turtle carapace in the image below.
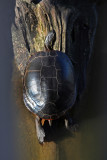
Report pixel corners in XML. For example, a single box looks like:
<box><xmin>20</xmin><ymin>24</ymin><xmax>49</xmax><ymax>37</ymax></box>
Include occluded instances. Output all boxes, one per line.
<box><xmin>23</xmin><ymin>30</ymin><xmax>77</xmax><ymax>143</ymax></box>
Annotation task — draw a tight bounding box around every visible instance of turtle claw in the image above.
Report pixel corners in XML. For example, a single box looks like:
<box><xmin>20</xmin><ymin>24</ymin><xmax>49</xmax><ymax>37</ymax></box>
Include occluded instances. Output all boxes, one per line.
<box><xmin>35</xmin><ymin>116</ymin><xmax>45</xmax><ymax>144</ymax></box>
<box><xmin>48</xmin><ymin>120</ymin><xmax>52</xmax><ymax>126</ymax></box>
<box><xmin>64</xmin><ymin>114</ymin><xmax>73</xmax><ymax>128</ymax></box>
<box><xmin>64</xmin><ymin>119</ymin><xmax>69</xmax><ymax>128</ymax></box>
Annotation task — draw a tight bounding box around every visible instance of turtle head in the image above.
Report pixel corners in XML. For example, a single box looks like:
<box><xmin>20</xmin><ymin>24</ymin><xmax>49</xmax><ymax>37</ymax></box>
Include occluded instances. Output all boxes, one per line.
<box><xmin>44</xmin><ymin>30</ymin><xmax>56</xmax><ymax>51</ymax></box>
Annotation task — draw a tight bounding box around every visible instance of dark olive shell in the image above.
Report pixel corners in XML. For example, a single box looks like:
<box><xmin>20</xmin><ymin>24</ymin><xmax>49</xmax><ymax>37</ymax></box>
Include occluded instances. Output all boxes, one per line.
<box><xmin>23</xmin><ymin>50</ymin><xmax>76</xmax><ymax>119</ymax></box>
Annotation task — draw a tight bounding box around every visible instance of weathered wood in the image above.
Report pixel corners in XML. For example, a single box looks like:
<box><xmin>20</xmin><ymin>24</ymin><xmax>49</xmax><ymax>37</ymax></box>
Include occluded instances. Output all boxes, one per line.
<box><xmin>11</xmin><ymin>0</ymin><xmax>97</xmax><ymax>159</ymax></box>
<box><xmin>12</xmin><ymin>0</ymin><xmax>97</xmax><ymax>81</ymax></box>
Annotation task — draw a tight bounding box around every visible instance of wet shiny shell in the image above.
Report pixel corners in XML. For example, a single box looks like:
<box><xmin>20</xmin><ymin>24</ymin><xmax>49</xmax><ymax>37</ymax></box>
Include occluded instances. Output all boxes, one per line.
<box><xmin>23</xmin><ymin>51</ymin><xmax>76</xmax><ymax>119</ymax></box>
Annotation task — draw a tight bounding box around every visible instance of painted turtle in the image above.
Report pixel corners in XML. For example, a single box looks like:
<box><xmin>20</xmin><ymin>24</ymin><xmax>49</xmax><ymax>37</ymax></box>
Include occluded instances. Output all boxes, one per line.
<box><xmin>12</xmin><ymin>0</ymin><xmax>97</xmax><ymax>143</ymax></box>
<box><xmin>23</xmin><ymin>31</ymin><xmax>76</xmax><ymax>143</ymax></box>
<box><xmin>23</xmin><ymin>51</ymin><xmax>77</xmax><ymax>119</ymax></box>
<box><xmin>23</xmin><ymin>30</ymin><xmax>77</xmax><ymax>142</ymax></box>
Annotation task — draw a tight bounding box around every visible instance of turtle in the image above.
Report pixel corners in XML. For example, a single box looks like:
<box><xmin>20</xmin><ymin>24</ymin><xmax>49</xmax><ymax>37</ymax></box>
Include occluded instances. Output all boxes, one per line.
<box><xmin>12</xmin><ymin>0</ymin><xmax>97</xmax><ymax>143</ymax></box>
<box><xmin>23</xmin><ymin>30</ymin><xmax>77</xmax><ymax>143</ymax></box>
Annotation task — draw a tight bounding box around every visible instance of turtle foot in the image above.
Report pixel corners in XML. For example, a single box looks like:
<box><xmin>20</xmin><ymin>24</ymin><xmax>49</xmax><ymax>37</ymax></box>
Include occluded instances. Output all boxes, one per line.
<box><xmin>35</xmin><ymin>116</ymin><xmax>45</xmax><ymax>144</ymax></box>
<box><xmin>68</xmin><ymin>123</ymin><xmax>79</xmax><ymax>132</ymax></box>
<box><xmin>65</xmin><ymin>118</ymin><xmax>79</xmax><ymax>132</ymax></box>
<box><xmin>65</xmin><ymin>113</ymin><xmax>79</xmax><ymax>132</ymax></box>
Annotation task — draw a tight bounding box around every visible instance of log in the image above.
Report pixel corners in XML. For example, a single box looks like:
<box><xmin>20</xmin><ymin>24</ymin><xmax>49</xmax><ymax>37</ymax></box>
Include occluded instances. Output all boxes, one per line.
<box><xmin>11</xmin><ymin>0</ymin><xmax>97</xmax><ymax>159</ymax></box>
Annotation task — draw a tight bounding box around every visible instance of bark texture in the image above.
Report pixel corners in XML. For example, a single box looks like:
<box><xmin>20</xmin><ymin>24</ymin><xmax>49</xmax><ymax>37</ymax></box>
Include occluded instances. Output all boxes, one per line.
<box><xmin>11</xmin><ymin>0</ymin><xmax>97</xmax><ymax>159</ymax></box>
<box><xmin>12</xmin><ymin>0</ymin><xmax>97</xmax><ymax>88</ymax></box>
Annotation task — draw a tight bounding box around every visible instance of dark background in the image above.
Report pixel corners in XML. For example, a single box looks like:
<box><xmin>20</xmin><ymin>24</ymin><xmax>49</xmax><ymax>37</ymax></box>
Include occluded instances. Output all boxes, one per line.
<box><xmin>0</xmin><ymin>0</ymin><xmax>107</xmax><ymax>159</ymax></box>
<box><xmin>0</xmin><ymin>0</ymin><xmax>16</xmax><ymax>159</ymax></box>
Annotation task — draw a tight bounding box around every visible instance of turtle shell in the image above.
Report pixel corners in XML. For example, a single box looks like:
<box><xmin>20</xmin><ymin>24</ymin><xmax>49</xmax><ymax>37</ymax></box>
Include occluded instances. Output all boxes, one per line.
<box><xmin>23</xmin><ymin>50</ymin><xmax>76</xmax><ymax>120</ymax></box>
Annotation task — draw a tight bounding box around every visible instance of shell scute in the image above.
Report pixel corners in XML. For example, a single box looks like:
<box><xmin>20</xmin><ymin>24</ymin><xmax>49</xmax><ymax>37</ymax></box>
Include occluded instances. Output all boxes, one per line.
<box><xmin>44</xmin><ymin>90</ymin><xmax>58</xmax><ymax>102</ymax></box>
<box><xmin>42</xmin><ymin>56</ymin><xmax>55</xmax><ymax>66</ymax></box>
<box><xmin>23</xmin><ymin>51</ymin><xmax>76</xmax><ymax>119</ymax></box>
<box><xmin>25</xmin><ymin>72</ymin><xmax>41</xmax><ymax>87</ymax></box>
<box><xmin>41</xmin><ymin>66</ymin><xmax>56</xmax><ymax>78</ymax></box>
<box><xmin>41</xmin><ymin>103</ymin><xmax>58</xmax><ymax>115</ymax></box>
<box><xmin>28</xmin><ymin>57</ymin><xmax>42</xmax><ymax>71</ymax></box>
<box><xmin>57</xmin><ymin>70</ymin><xmax>63</xmax><ymax>84</ymax></box>
<box><xmin>35</xmin><ymin>51</ymin><xmax>47</xmax><ymax>57</ymax></box>
<box><xmin>41</xmin><ymin>78</ymin><xmax>57</xmax><ymax>90</ymax></box>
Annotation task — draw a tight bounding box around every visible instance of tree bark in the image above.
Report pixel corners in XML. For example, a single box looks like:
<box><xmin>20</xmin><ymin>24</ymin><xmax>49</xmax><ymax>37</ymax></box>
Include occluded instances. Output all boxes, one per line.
<box><xmin>12</xmin><ymin>0</ymin><xmax>97</xmax><ymax>76</ymax></box>
<box><xmin>11</xmin><ymin>0</ymin><xmax>97</xmax><ymax>159</ymax></box>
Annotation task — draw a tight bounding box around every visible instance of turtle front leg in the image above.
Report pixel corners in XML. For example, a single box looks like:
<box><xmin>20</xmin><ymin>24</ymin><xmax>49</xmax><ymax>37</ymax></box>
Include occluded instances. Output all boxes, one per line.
<box><xmin>35</xmin><ymin>116</ymin><xmax>45</xmax><ymax>144</ymax></box>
